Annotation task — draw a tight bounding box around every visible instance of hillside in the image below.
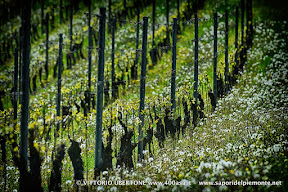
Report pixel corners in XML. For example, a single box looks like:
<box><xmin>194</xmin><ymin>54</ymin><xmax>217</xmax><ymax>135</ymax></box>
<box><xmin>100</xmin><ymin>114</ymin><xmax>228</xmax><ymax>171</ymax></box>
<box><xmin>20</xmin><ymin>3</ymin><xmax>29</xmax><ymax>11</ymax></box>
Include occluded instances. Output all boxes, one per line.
<box><xmin>0</xmin><ymin>0</ymin><xmax>287</xmax><ymax>191</ymax></box>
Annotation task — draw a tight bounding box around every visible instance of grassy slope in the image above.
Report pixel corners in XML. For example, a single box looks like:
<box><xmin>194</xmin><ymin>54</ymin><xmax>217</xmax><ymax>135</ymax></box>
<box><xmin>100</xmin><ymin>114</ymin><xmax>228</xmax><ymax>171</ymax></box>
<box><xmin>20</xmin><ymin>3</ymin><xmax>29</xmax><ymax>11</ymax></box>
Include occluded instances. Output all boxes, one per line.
<box><xmin>1</xmin><ymin>0</ymin><xmax>288</xmax><ymax>191</ymax></box>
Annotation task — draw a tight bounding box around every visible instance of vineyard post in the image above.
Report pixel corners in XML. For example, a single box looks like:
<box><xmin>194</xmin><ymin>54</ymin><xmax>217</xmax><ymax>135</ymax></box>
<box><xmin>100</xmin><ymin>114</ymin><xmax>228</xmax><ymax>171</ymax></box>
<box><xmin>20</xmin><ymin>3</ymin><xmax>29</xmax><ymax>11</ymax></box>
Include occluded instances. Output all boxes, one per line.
<box><xmin>68</xmin><ymin>1</ymin><xmax>73</xmax><ymax>69</ymax></box>
<box><xmin>56</xmin><ymin>34</ymin><xmax>63</xmax><ymax>132</ymax></box>
<box><xmin>246</xmin><ymin>0</ymin><xmax>253</xmax><ymax>48</ymax></box>
<box><xmin>88</xmin><ymin>0</ymin><xmax>91</xmax><ymax>27</ymax></box>
<box><xmin>240</xmin><ymin>0</ymin><xmax>244</xmax><ymax>67</ymax></box>
<box><xmin>235</xmin><ymin>7</ymin><xmax>239</xmax><ymax>68</ymax></box>
<box><xmin>138</xmin><ymin>16</ymin><xmax>148</xmax><ymax>160</ymax></box>
<box><xmin>88</xmin><ymin>26</ymin><xmax>92</xmax><ymax>111</ymax></box>
<box><xmin>151</xmin><ymin>0</ymin><xmax>156</xmax><ymax>64</ymax></box>
<box><xmin>166</xmin><ymin>0</ymin><xmax>170</xmax><ymax>45</ymax></box>
<box><xmin>193</xmin><ymin>0</ymin><xmax>198</xmax><ymax>13</ymax></box>
<box><xmin>213</xmin><ymin>12</ymin><xmax>218</xmax><ymax>111</ymax></box>
<box><xmin>123</xmin><ymin>0</ymin><xmax>126</xmax><ymax>9</ymax></box>
<box><xmin>171</xmin><ymin>18</ymin><xmax>177</xmax><ymax>112</ymax></box>
<box><xmin>225</xmin><ymin>9</ymin><xmax>229</xmax><ymax>93</ymax></box>
<box><xmin>60</xmin><ymin>0</ymin><xmax>63</xmax><ymax>24</ymax></box>
<box><xmin>45</xmin><ymin>13</ymin><xmax>49</xmax><ymax>80</ymax></box>
<box><xmin>108</xmin><ymin>0</ymin><xmax>111</xmax><ymax>32</ymax></box>
<box><xmin>88</xmin><ymin>0</ymin><xmax>92</xmax><ymax>110</ymax></box>
<box><xmin>51</xmin><ymin>7</ymin><xmax>55</xmax><ymax>29</ymax></box>
<box><xmin>177</xmin><ymin>0</ymin><xmax>180</xmax><ymax>20</ymax></box>
<box><xmin>95</xmin><ymin>7</ymin><xmax>106</xmax><ymax>174</ymax></box>
<box><xmin>111</xmin><ymin>19</ymin><xmax>116</xmax><ymax>99</ymax></box>
<box><xmin>250</xmin><ymin>0</ymin><xmax>253</xmax><ymax>46</ymax></box>
<box><xmin>135</xmin><ymin>8</ymin><xmax>140</xmax><ymax>79</ymax></box>
<box><xmin>41</xmin><ymin>0</ymin><xmax>44</xmax><ymax>34</ymax></box>
<box><xmin>20</xmin><ymin>0</ymin><xmax>31</xmax><ymax>189</ymax></box>
<box><xmin>13</xmin><ymin>48</ymin><xmax>18</xmax><ymax>120</ymax></box>
<box><xmin>246</xmin><ymin>0</ymin><xmax>249</xmax><ymax>45</ymax></box>
<box><xmin>19</xmin><ymin>26</ymin><xmax>23</xmax><ymax>104</ymax></box>
<box><xmin>193</xmin><ymin>13</ymin><xmax>199</xmax><ymax>126</ymax></box>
